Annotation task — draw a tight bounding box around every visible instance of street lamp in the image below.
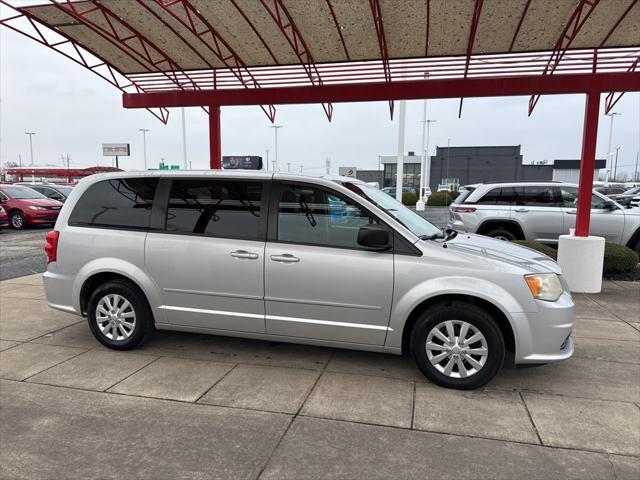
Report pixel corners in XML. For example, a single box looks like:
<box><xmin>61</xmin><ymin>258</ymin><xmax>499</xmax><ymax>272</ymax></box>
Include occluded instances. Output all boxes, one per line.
<box><xmin>139</xmin><ymin>129</ymin><xmax>150</xmax><ymax>170</ymax></box>
<box><xmin>605</xmin><ymin>112</ymin><xmax>621</xmax><ymax>183</ymax></box>
<box><xmin>25</xmin><ymin>132</ymin><xmax>36</xmax><ymax>166</ymax></box>
<box><xmin>271</xmin><ymin>125</ymin><xmax>282</xmax><ymax>172</ymax></box>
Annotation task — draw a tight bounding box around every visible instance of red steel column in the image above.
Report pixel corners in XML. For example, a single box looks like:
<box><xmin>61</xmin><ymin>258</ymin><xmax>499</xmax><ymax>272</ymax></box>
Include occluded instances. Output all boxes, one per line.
<box><xmin>575</xmin><ymin>91</ymin><xmax>600</xmax><ymax>237</ymax></box>
<box><xmin>209</xmin><ymin>105</ymin><xmax>222</xmax><ymax>169</ymax></box>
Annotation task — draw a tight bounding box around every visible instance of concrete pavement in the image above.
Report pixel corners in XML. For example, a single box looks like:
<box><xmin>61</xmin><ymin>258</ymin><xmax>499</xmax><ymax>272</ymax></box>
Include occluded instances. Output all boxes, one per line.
<box><xmin>1</xmin><ymin>274</ymin><xmax>638</xmax><ymax>479</ymax></box>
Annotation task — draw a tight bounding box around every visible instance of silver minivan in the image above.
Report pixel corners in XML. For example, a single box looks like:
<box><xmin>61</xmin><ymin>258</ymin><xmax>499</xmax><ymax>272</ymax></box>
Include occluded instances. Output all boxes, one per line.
<box><xmin>44</xmin><ymin>172</ymin><xmax>575</xmax><ymax>389</ymax></box>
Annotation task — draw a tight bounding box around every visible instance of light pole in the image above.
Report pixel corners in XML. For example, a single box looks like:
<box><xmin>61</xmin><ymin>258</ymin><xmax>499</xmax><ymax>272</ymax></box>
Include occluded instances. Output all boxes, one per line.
<box><xmin>605</xmin><ymin>112</ymin><xmax>621</xmax><ymax>182</ymax></box>
<box><xmin>265</xmin><ymin>149</ymin><xmax>269</xmax><ymax>171</ymax></box>
<box><xmin>181</xmin><ymin>107</ymin><xmax>188</xmax><ymax>169</ymax></box>
<box><xmin>271</xmin><ymin>125</ymin><xmax>282</xmax><ymax>172</ymax></box>
<box><xmin>25</xmin><ymin>132</ymin><xmax>36</xmax><ymax>166</ymax></box>
<box><xmin>613</xmin><ymin>146</ymin><xmax>621</xmax><ymax>181</ymax></box>
<box><xmin>139</xmin><ymin>129</ymin><xmax>149</xmax><ymax>170</ymax></box>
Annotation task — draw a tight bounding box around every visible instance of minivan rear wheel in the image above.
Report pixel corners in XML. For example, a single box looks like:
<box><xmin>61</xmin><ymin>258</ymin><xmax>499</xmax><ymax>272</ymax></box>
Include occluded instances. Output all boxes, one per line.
<box><xmin>87</xmin><ymin>279</ymin><xmax>152</xmax><ymax>350</ymax></box>
<box><xmin>410</xmin><ymin>301</ymin><xmax>505</xmax><ymax>389</ymax></box>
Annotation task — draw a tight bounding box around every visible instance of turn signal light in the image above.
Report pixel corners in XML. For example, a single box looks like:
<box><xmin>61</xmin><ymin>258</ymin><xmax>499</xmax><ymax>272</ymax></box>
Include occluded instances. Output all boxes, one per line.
<box><xmin>451</xmin><ymin>206</ymin><xmax>477</xmax><ymax>213</ymax></box>
<box><xmin>44</xmin><ymin>230</ymin><xmax>60</xmax><ymax>264</ymax></box>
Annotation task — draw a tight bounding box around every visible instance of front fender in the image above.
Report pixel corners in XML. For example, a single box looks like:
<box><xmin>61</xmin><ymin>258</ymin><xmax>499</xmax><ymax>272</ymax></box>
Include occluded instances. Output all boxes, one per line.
<box><xmin>384</xmin><ymin>276</ymin><xmax>526</xmax><ymax>352</ymax></box>
<box><xmin>72</xmin><ymin>258</ymin><xmax>166</xmax><ymax>323</ymax></box>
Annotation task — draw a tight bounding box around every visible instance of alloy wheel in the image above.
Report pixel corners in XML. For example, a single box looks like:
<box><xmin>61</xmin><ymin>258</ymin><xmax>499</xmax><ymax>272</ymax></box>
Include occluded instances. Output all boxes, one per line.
<box><xmin>95</xmin><ymin>293</ymin><xmax>136</xmax><ymax>341</ymax></box>
<box><xmin>425</xmin><ymin>320</ymin><xmax>488</xmax><ymax>378</ymax></box>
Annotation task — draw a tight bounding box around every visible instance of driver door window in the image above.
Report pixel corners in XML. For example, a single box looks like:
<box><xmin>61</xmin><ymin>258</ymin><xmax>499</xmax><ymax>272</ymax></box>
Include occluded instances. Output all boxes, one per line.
<box><xmin>559</xmin><ymin>187</ymin><xmax>623</xmax><ymax>242</ymax></box>
<box><xmin>277</xmin><ymin>184</ymin><xmax>375</xmax><ymax>249</ymax></box>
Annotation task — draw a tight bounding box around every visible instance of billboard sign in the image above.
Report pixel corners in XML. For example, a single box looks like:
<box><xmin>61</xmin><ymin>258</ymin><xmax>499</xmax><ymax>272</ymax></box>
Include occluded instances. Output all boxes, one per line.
<box><xmin>102</xmin><ymin>143</ymin><xmax>130</xmax><ymax>156</ymax></box>
<box><xmin>222</xmin><ymin>156</ymin><xmax>263</xmax><ymax>170</ymax></box>
<box><xmin>338</xmin><ymin>166</ymin><xmax>357</xmax><ymax>178</ymax></box>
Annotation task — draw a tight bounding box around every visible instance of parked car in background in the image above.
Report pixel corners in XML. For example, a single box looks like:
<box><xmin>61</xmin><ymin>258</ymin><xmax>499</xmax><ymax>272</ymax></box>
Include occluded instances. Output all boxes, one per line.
<box><xmin>17</xmin><ymin>183</ymin><xmax>74</xmax><ymax>203</ymax></box>
<box><xmin>0</xmin><ymin>184</ymin><xmax>63</xmax><ymax>229</ymax></box>
<box><xmin>594</xmin><ymin>185</ymin><xmax>626</xmax><ymax>196</ymax></box>
<box><xmin>608</xmin><ymin>186</ymin><xmax>640</xmax><ymax>207</ymax></box>
<box><xmin>448</xmin><ymin>182</ymin><xmax>640</xmax><ymax>252</ymax></box>
<box><xmin>44</xmin><ymin>172</ymin><xmax>574</xmax><ymax>390</ymax></box>
<box><xmin>0</xmin><ymin>206</ymin><xmax>8</xmax><ymax>230</ymax></box>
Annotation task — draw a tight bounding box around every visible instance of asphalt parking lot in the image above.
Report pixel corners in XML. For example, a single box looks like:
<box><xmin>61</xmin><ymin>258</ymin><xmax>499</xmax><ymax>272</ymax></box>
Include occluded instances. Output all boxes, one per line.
<box><xmin>0</xmin><ymin>273</ymin><xmax>638</xmax><ymax>479</ymax></box>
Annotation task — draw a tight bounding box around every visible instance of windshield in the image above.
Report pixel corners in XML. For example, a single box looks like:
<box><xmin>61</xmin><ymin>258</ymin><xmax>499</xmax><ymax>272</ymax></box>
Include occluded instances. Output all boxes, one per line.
<box><xmin>622</xmin><ymin>187</ymin><xmax>640</xmax><ymax>195</ymax></box>
<box><xmin>55</xmin><ymin>186</ymin><xmax>73</xmax><ymax>196</ymax></box>
<box><xmin>345</xmin><ymin>182</ymin><xmax>441</xmax><ymax>237</ymax></box>
<box><xmin>2</xmin><ymin>186</ymin><xmax>47</xmax><ymax>199</ymax></box>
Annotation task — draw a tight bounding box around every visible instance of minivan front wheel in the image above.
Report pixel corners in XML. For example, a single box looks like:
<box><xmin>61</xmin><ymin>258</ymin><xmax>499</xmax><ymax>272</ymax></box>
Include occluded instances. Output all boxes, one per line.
<box><xmin>410</xmin><ymin>301</ymin><xmax>504</xmax><ymax>389</ymax></box>
<box><xmin>87</xmin><ymin>279</ymin><xmax>152</xmax><ymax>350</ymax></box>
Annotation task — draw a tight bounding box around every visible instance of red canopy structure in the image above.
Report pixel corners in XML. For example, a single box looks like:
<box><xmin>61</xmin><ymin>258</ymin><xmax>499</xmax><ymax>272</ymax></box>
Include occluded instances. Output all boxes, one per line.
<box><xmin>5</xmin><ymin>166</ymin><xmax>121</xmax><ymax>183</ymax></box>
<box><xmin>2</xmin><ymin>0</ymin><xmax>639</xmax><ymax>238</ymax></box>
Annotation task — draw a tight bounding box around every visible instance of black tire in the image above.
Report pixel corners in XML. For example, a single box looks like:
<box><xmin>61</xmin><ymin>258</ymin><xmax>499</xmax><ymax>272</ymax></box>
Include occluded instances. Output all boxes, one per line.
<box><xmin>9</xmin><ymin>211</ymin><xmax>26</xmax><ymax>230</ymax></box>
<box><xmin>87</xmin><ymin>279</ymin><xmax>153</xmax><ymax>350</ymax></box>
<box><xmin>485</xmin><ymin>228</ymin><xmax>517</xmax><ymax>241</ymax></box>
<box><xmin>410</xmin><ymin>301</ymin><xmax>505</xmax><ymax>390</ymax></box>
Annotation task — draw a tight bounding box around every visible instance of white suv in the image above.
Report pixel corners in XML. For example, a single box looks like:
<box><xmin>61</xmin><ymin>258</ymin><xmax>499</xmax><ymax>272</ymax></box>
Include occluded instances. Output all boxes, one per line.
<box><xmin>448</xmin><ymin>182</ymin><xmax>640</xmax><ymax>252</ymax></box>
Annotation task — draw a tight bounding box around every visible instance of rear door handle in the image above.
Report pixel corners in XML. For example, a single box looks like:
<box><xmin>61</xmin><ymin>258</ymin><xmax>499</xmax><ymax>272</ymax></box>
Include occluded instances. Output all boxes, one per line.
<box><xmin>230</xmin><ymin>250</ymin><xmax>259</xmax><ymax>260</ymax></box>
<box><xmin>270</xmin><ymin>254</ymin><xmax>300</xmax><ymax>263</ymax></box>
<box><xmin>513</xmin><ymin>208</ymin><xmax>529</xmax><ymax>213</ymax></box>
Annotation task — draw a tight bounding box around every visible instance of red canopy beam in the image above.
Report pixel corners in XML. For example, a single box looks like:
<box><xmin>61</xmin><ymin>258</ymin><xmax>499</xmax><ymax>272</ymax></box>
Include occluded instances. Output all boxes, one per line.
<box><xmin>458</xmin><ymin>0</ymin><xmax>484</xmax><ymax>117</ymax></box>
<box><xmin>369</xmin><ymin>0</ymin><xmax>394</xmax><ymax>119</ymax></box>
<box><xmin>259</xmin><ymin>0</ymin><xmax>333</xmax><ymax>121</ymax></box>
<box><xmin>508</xmin><ymin>0</ymin><xmax>531</xmax><ymax>52</ymax></box>
<box><xmin>605</xmin><ymin>54</ymin><xmax>639</xmax><ymax>113</ymax></box>
<box><xmin>528</xmin><ymin>0</ymin><xmax>600</xmax><ymax>115</ymax></box>
<box><xmin>123</xmin><ymin>72</ymin><xmax>640</xmax><ymax>108</ymax></box>
<box><xmin>326</xmin><ymin>0</ymin><xmax>350</xmax><ymax>61</ymax></box>
<box><xmin>153</xmin><ymin>0</ymin><xmax>276</xmax><ymax>123</ymax></box>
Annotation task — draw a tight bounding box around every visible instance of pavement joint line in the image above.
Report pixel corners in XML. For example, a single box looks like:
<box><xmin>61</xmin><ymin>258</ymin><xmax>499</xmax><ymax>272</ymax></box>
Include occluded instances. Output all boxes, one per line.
<box><xmin>606</xmin><ymin>454</ymin><xmax>620</xmax><ymax>480</ymax></box>
<box><xmin>625</xmin><ymin>322</ymin><xmax>640</xmax><ymax>333</ymax></box>
<box><xmin>255</xmin><ymin>348</ymin><xmax>336</xmax><ymax>480</ymax></box>
<box><xmin>3</xmin><ymin>377</ymin><xmax>639</xmax><ymax>460</ymax></box>
<box><xmin>571</xmin><ymin>334</ymin><xmax>639</xmax><ymax>343</ymax></box>
<box><xmin>102</xmin><ymin>355</ymin><xmax>163</xmax><ymax>392</ymax></box>
<box><xmin>295</xmin><ymin>413</ymin><xmax>640</xmax><ymax>459</ymax></box>
<box><xmin>570</xmin><ymin>353</ymin><xmax>640</xmax><ymax>365</ymax></box>
<box><xmin>410</xmin><ymin>381</ymin><xmax>417</xmax><ymax>429</ymax></box>
<box><xmin>518</xmin><ymin>391</ymin><xmax>544</xmax><ymax>446</ymax></box>
<box><xmin>18</xmin><ymin>346</ymin><xmax>91</xmax><ymax>382</ymax></box>
<box><xmin>193</xmin><ymin>363</ymin><xmax>240</xmax><ymax>404</ymax></box>
<box><xmin>587</xmin><ymin>296</ymin><xmax>628</xmax><ymax>322</ymax></box>
<box><xmin>26</xmin><ymin>319</ymin><xmax>85</xmax><ymax>344</ymax></box>
<box><xmin>485</xmin><ymin>386</ymin><xmax>640</xmax><ymax>406</ymax></box>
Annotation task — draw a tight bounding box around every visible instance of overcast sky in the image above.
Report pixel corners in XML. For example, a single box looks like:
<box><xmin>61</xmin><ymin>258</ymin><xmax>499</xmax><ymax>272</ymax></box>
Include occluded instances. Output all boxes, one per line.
<box><xmin>1</xmin><ymin>24</ymin><xmax>639</xmax><ymax>179</ymax></box>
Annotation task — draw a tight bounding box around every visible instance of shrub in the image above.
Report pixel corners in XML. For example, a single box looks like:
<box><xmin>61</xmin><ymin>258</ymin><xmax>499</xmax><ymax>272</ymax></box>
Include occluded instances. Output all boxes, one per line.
<box><xmin>402</xmin><ymin>192</ymin><xmax>418</xmax><ymax>206</ymax></box>
<box><xmin>512</xmin><ymin>240</ymin><xmax>638</xmax><ymax>274</ymax></box>
<box><xmin>427</xmin><ymin>191</ymin><xmax>460</xmax><ymax>207</ymax></box>
<box><xmin>603</xmin><ymin>242</ymin><xmax>639</xmax><ymax>274</ymax></box>
<box><xmin>513</xmin><ymin>240</ymin><xmax>558</xmax><ymax>260</ymax></box>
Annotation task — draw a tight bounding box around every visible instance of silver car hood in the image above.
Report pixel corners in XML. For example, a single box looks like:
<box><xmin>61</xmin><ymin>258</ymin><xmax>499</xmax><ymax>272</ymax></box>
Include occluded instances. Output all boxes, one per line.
<box><xmin>438</xmin><ymin>233</ymin><xmax>562</xmax><ymax>274</ymax></box>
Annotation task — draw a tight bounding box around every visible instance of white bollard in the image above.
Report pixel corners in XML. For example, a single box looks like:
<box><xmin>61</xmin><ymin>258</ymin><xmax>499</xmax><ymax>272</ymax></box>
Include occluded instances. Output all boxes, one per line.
<box><xmin>557</xmin><ymin>229</ymin><xmax>605</xmax><ymax>293</ymax></box>
<box><xmin>415</xmin><ymin>199</ymin><xmax>425</xmax><ymax>211</ymax></box>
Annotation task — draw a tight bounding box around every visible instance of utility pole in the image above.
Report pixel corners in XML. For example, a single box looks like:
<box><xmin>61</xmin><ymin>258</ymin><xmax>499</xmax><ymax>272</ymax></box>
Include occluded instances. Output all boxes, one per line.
<box><xmin>18</xmin><ymin>154</ymin><xmax>22</xmax><ymax>168</ymax></box>
<box><xmin>605</xmin><ymin>112</ymin><xmax>621</xmax><ymax>182</ymax></box>
<box><xmin>325</xmin><ymin>158</ymin><xmax>331</xmax><ymax>174</ymax></box>
<box><xmin>139</xmin><ymin>129</ymin><xmax>150</xmax><ymax>170</ymax></box>
<box><xmin>25</xmin><ymin>132</ymin><xmax>36</xmax><ymax>166</ymax></box>
<box><xmin>271</xmin><ymin>125</ymin><xmax>282</xmax><ymax>172</ymax></box>
<box><xmin>613</xmin><ymin>146</ymin><xmax>620</xmax><ymax>181</ymax></box>
<box><xmin>181</xmin><ymin>107</ymin><xmax>188</xmax><ymax>169</ymax></box>
<box><xmin>446</xmin><ymin>138</ymin><xmax>451</xmax><ymax>184</ymax></box>
<box><xmin>395</xmin><ymin>65</ymin><xmax>408</xmax><ymax>203</ymax></box>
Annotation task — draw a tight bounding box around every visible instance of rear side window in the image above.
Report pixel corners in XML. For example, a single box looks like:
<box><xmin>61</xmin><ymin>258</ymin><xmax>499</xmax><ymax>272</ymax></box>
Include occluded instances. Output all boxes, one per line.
<box><xmin>69</xmin><ymin>178</ymin><xmax>158</xmax><ymax>229</ymax></box>
<box><xmin>166</xmin><ymin>179</ymin><xmax>262</xmax><ymax>239</ymax></box>
<box><xmin>514</xmin><ymin>186</ymin><xmax>557</xmax><ymax>206</ymax></box>
<box><xmin>453</xmin><ymin>187</ymin><xmax>474</xmax><ymax>204</ymax></box>
<box><xmin>475</xmin><ymin>187</ymin><xmax>515</xmax><ymax>205</ymax></box>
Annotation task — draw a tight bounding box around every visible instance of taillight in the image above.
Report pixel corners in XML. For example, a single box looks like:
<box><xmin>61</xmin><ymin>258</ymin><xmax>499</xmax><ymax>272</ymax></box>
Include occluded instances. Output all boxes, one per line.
<box><xmin>44</xmin><ymin>230</ymin><xmax>60</xmax><ymax>264</ymax></box>
<box><xmin>451</xmin><ymin>206</ymin><xmax>477</xmax><ymax>213</ymax></box>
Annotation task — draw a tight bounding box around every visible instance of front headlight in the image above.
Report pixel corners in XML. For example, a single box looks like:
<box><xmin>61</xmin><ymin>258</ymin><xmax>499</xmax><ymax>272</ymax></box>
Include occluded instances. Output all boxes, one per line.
<box><xmin>524</xmin><ymin>273</ymin><xmax>563</xmax><ymax>302</ymax></box>
<box><xmin>28</xmin><ymin>206</ymin><xmax>46</xmax><ymax>210</ymax></box>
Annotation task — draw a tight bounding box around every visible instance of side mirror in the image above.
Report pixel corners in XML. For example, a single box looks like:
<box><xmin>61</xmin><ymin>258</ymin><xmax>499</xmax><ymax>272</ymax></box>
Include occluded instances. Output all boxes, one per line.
<box><xmin>357</xmin><ymin>224</ymin><xmax>391</xmax><ymax>250</ymax></box>
<box><xmin>600</xmin><ymin>201</ymin><xmax>618</xmax><ymax>211</ymax></box>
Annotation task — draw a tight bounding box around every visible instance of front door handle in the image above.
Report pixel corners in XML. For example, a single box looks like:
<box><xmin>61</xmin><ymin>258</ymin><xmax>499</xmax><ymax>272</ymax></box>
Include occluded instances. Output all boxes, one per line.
<box><xmin>230</xmin><ymin>250</ymin><xmax>259</xmax><ymax>260</ymax></box>
<box><xmin>513</xmin><ymin>208</ymin><xmax>529</xmax><ymax>213</ymax></box>
<box><xmin>270</xmin><ymin>254</ymin><xmax>300</xmax><ymax>263</ymax></box>
<box><xmin>567</xmin><ymin>210</ymin><xmax>577</xmax><ymax>215</ymax></box>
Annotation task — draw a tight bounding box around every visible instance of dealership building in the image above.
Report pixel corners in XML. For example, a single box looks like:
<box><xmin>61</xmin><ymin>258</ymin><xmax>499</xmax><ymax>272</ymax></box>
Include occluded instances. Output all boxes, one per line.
<box><xmin>356</xmin><ymin>146</ymin><xmax>605</xmax><ymax>189</ymax></box>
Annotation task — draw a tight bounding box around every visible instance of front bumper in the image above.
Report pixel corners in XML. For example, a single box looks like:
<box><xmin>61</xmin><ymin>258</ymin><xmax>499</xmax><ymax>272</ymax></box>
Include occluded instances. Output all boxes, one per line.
<box><xmin>512</xmin><ymin>291</ymin><xmax>575</xmax><ymax>364</ymax></box>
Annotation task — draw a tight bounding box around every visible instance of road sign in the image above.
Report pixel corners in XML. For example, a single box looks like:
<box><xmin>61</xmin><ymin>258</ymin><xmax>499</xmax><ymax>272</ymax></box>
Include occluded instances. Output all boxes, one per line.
<box><xmin>339</xmin><ymin>167</ymin><xmax>357</xmax><ymax>178</ymax></box>
<box><xmin>102</xmin><ymin>143</ymin><xmax>130</xmax><ymax>156</ymax></box>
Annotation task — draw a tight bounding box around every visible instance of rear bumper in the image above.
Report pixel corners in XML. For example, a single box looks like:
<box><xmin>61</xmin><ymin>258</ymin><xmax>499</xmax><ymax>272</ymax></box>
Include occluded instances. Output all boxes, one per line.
<box><xmin>512</xmin><ymin>291</ymin><xmax>575</xmax><ymax>364</ymax></box>
<box><xmin>43</xmin><ymin>270</ymin><xmax>81</xmax><ymax>316</ymax></box>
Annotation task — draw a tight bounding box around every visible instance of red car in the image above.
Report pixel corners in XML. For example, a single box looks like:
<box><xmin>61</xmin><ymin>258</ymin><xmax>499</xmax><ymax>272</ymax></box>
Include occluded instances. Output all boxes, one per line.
<box><xmin>0</xmin><ymin>205</ymin><xmax>8</xmax><ymax>230</ymax></box>
<box><xmin>0</xmin><ymin>184</ymin><xmax>63</xmax><ymax>230</ymax></box>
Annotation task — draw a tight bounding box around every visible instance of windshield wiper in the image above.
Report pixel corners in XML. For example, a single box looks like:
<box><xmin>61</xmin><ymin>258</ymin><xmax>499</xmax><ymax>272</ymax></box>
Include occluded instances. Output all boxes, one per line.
<box><xmin>419</xmin><ymin>232</ymin><xmax>445</xmax><ymax>240</ymax></box>
<box><xmin>420</xmin><ymin>228</ymin><xmax>458</xmax><ymax>241</ymax></box>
